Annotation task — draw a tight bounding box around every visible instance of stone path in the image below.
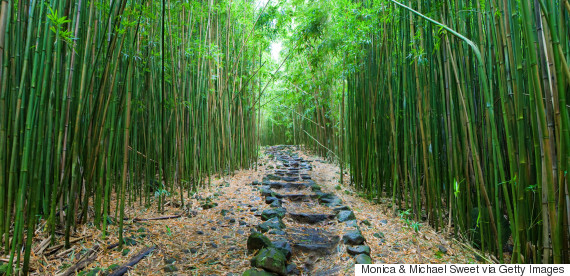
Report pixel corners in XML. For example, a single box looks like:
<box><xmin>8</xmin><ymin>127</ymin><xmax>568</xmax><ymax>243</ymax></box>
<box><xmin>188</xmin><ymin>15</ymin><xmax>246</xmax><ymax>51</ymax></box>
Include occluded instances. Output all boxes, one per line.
<box><xmin>244</xmin><ymin>146</ymin><xmax>372</xmax><ymax>275</ymax></box>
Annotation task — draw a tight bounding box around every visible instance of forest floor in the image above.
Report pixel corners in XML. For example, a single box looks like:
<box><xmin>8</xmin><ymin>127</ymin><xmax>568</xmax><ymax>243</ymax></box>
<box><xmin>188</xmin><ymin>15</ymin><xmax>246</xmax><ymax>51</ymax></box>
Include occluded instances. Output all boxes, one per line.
<box><xmin>28</xmin><ymin>146</ymin><xmax>485</xmax><ymax>276</ymax></box>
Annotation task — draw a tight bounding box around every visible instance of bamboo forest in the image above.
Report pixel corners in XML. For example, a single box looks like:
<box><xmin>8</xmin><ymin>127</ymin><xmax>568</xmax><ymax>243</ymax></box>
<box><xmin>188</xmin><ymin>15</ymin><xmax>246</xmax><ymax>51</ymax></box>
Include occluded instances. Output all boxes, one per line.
<box><xmin>1</xmin><ymin>0</ymin><xmax>569</xmax><ymax>274</ymax></box>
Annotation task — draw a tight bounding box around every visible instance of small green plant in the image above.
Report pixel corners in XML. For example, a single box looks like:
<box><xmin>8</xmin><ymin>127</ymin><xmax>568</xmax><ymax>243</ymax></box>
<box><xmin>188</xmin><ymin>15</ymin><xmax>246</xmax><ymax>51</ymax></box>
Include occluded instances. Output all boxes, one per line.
<box><xmin>399</xmin><ymin>209</ymin><xmax>420</xmax><ymax>232</ymax></box>
<box><xmin>335</xmin><ymin>185</ymin><xmax>342</xmax><ymax>190</ymax></box>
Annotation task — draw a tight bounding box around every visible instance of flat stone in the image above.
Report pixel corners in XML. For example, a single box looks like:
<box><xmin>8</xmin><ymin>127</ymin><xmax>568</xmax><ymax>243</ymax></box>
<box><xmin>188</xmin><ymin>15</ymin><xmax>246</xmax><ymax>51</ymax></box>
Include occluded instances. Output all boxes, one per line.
<box><xmin>355</xmin><ymin>254</ymin><xmax>372</xmax><ymax>264</ymax></box>
<box><xmin>289</xmin><ymin>213</ymin><xmax>335</xmax><ymax>224</ymax></box>
<box><xmin>270</xmin><ymin>200</ymin><xmax>282</xmax><ymax>208</ymax></box>
<box><xmin>345</xmin><ymin>220</ymin><xmax>359</xmax><ymax>228</ymax></box>
<box><xmin>347</xmin><ymin>245</ymin><xmax>371</xmax><ymax>256</ymax></box>
<box><xmin>265</xmin><ymin>174</ymin><xmax>282</xmax><ymax>181</ymax></box>
<box><xmin>337</xmin><ymin>210</ymin><xmax>356</xmax><ymax>222</ymax></box>
<box><xmin>333</xmin><ymin>206</ymin><xmax>351</xmax><ymax>213</ymax></box>
<box><xmin>343</xmin><ymin>230</ymin><xmax>365</xmax><ymax>245</ymax></box>
<box><xmin>257</xmin><ymin>217</ymin><xmax>286</xmax><ymax>233</ymax></box>
<box><xmin>261</xmin><ymin>208</ymin><xmax>286</xmax><ymax>221</ymax></box>
<box><xmin>268</xmin><ymin>229</ymin><xmax>287</xmax><ymax>235</ymax></box>
<box><xmin>265</xmin><ymin>196</ymin><xmax>279</xmax><ymax>204</ymax></box>
<box><xmin>282</xmin><ymin>176</ymin><xmax>299</xmax><ymax>182</ymax></box>
<box><xmin>278</xmin><ymin>194</ymin><xmax>317</xmax><ymax>201</ymax></box>
<box><xmin>379</xmin><ymin>219</ymin><xmax>388</xmax><ymax>225</ymax></box>
<box><xmin>250</xmin><ymin>247</ymin><xmax>287</xmax><ymax>276</ymax></box>
<box><xmin>267</xmin><ymin>182</ymin><xmax>307</xmax><ymax>190</ymax></box>
<box><xmin>288</xmin><ymin>227</ymin><xmax>340</xmax><ymax>255</ymax></box>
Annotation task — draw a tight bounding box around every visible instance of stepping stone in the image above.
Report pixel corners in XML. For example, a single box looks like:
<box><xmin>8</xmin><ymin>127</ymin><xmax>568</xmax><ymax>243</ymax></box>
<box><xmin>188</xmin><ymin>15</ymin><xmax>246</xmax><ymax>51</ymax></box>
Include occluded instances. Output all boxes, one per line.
<box><xmin>347</xmin><ymin>245</ymin><xmax>371</xmax><ymax>256</ymax></box>
<box><xmin>247</xmin><ymin>232</ymin><xmax>272</xmax><ymax>253</ymax></box>
<box><xmin>264</xmin><ymin>174</ymin><xmax>282</xmax><ymax>181</ymax></box>
<box><xmin>333</xmin><ymin>206</ymin><xmax>351</xmax><ymax>213</ymax></box>
<box><xmin>261</xmin><ymin>208</ymin><xmax>286</xmax><ymax>221</ymax></box>
<box><xmin>278</xmin><ymin>194</ymin><xmax>317</xmax><ymax>201</ymax></box>
<box><xmin>337</xmin><ymin>210</ymin><xmax>356</xmax><ymax>222</ymax></box>
<box><xmin>344</xmin><ymin>220</ymin><xmax>359</xmax><ymax>229</ymax></box>
<box><xmin>343</xmin><ymin>230</ymin><xmax>365</xmax><ymax>245</ymax></box>
<box><xmin>265</xmin><ymin>196</ymin><xmax>279</xmax><ymax>204</ymax></box>
<box><xmin>270</xmin><ymin>200</ymin><xmax>282</xmax><ymax>208</ymax></box>
<box><xmin>355</xmin><ymin>254</ymin><xmax>372</xmax><ymax>264</ymax></box>
<box><xmin>288</xmin><ymin>213</ymin><xmax>335</xmax><ymax>224</ymax></box>
<box><xmin>257</xmin><ymin>217</ymin><xmax>286</xmax><ymax>233</ymax></box>
<box><xmin>272</xmin><ymin>240</ymin><xmax>292</xmax><ymax>260</ymax></box>
<box><xmin>281</xmin><ymin>176</ymin><xmax>299</xmax><ymax>182</ymax></box>
<box><xmin>250</xmin><ymin>248</ymin><xmax>287</xmax><ymax>275</ymax></box>
<box><xmin>266</xmin><ymin>182</ymin><xmax>307</xmax><ymax>190</ymax></box>
<box><xmin>288</xmin><ymin>227</ymin><xmax>340</xmax><ymax>255</ymax></box>
<box><xmin>260</xmin><ymin>187</ymin><xmax>274</xmax><ymax>197</ymax></box>
<box><xmin>268</xmin><ymin>229</ymin><xmax>287</xmax><ymax>235</ymax></box>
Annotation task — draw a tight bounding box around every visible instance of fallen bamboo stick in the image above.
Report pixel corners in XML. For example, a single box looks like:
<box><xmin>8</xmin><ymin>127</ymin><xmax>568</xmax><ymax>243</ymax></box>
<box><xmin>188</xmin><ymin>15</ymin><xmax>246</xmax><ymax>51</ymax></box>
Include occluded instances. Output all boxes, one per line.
<box><xmin>108</xmin><ymin>246</ymin><xmax>156</xmax><ymax>276</ymax></box>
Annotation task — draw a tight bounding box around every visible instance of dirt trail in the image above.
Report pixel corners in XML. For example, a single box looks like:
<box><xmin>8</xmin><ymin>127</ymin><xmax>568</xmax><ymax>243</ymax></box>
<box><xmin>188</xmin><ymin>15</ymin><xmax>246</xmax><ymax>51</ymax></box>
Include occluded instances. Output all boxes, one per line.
<box><xmin>32</xmin><ymin>146</ymin><xmax>482</xmax><ymax>276</ymax></box>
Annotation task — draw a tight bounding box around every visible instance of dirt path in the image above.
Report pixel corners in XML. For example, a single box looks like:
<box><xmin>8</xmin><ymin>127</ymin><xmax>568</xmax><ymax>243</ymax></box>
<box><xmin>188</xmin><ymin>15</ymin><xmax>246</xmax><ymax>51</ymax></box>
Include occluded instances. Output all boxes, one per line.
<box><xmin>32</xmin><ymin>146</ymin><xmax>482</xmax><ymax>276</ymax></box>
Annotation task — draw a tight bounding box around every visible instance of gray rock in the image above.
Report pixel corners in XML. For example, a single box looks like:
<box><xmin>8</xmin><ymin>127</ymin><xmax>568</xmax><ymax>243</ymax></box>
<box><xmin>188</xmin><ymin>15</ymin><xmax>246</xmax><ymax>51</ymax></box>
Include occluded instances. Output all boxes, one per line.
<box><xmin>261</xmin><ymin>208</ymin><xmax>286</xmax><ymax>221</ymax></box>
<box><xmin>268</xmin><ymin>229</ymin><xmax>287</xmax><ymax>235</ymax></box>
<box><xmin>265</xmin><ymin>174</ymin><xmax>282</xmax><ymax>181</ymax></box>
<box><xmin>247</xmin><ymin>232</ymin><xmax>272</xmax><ymax>253</ymax></box>
<box><xmin>289</xmin><ymin>213</ymin><xmax>335</xmax><ymax>224</ymax></box>
<box><xmin>250</xmin><ymin>247</ymin><xmax>287</xmax><ymax>276</ymax></box>
<box><xmin>265</xmin><ymin>197</ymin><xmax>279</xmax><ymax>204</ymax></box>
<box><xmin>270</xmin><ymin>200</ymin><xmax>282</xmax><ymax>208</ymax></box>
<box><xmin>333</xmin><ymin>206</ymin><xmax>351</xmax><ymax>213</ymax></box>
<box><xmin>438</xmin><ymin>244</ymin><xmax>448</xmax><ymax>254</ymax></box>
<box><xmin>379</xmin><ymin>219</ymin><xmax>388</xmax><ymax>225</ymax></box>
<box><xmin>347</xmin><ymin>245</ymin><xmax>371</xmax><ymax>256</ymax></box>
<box><xmin>260</xmin><ymin>187</ymin><xmax>274</xmax><ymax>197</ymax></box>
<box><xmin>344</xmin><ymin>220</ymin><xmax>359</xmax><ymax>228</ymax></box>
<box><xmin>272</xmin><ymin>240</ymin><xmax>292</xmax><ymax>260</ymax></box>
<box><xmin>343</xmin><ymin>230</ymin><xmax>365</xmax><ymax>245</ymax></box>
<box><xmin>355</xmin><ymin>254</ymin><xmax>372</xmax><ymax>264</ymax></box>
<box><xmin>257</xmin><ymin>217</ymin><xmax>286</xmax><ymax>233</ymax></box>
<box><xmin>337</xmin><ymin>210</ymin><xmax>356</xmax><ymax>222</ymax></box>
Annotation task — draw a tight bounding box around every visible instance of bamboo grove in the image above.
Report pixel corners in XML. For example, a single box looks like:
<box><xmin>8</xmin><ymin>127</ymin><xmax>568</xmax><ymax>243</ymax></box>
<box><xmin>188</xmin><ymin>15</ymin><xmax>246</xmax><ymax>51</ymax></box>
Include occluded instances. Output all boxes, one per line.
<box><xmin>260</xmin><ymin>0</ymin><xmax>570</xmax><ymax>264</ymax></box>
<box><xmin>0</xmin><ymin>0</ymin><xmax>270</xmax><ymax>273</ymax></box>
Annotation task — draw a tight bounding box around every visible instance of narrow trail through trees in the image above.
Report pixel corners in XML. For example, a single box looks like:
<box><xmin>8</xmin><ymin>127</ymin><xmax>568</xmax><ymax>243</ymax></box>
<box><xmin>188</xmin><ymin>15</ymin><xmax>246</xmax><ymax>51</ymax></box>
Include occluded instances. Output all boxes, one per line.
<box><xmin>246</xmin><ymin>145</ymin><xmax>370</xmax><ymax>275</ymax></box>
<box><xmin>30</xmin><ymin>146</ymin><xmax>483</xmax><ymax>275</ymax></box>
